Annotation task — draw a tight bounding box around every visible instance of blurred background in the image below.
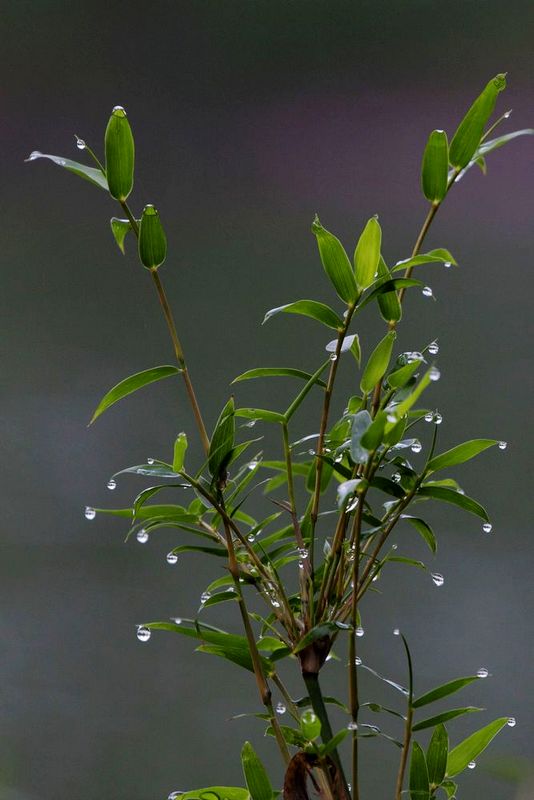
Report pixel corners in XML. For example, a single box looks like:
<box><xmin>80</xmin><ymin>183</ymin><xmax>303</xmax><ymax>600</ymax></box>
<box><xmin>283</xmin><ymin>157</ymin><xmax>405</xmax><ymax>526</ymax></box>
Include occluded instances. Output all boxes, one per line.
<box><xmin>1</xmin><ymin>1</ymin><xmax>533</xmax><ymax>798</ymax></box>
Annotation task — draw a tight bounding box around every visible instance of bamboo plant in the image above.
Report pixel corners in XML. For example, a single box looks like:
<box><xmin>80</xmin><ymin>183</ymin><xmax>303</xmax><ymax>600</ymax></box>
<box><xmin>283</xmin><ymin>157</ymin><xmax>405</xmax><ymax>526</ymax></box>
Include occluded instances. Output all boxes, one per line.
<box><xmin>27</xmin><ymin>74</ymin><xmax>532</xmax><ymax>800</ymax></box>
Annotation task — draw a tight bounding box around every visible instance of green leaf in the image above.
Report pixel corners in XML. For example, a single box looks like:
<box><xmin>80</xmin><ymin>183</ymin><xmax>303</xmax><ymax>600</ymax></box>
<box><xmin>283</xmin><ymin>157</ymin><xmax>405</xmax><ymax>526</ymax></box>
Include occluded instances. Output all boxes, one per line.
<box><xmin>412</xmin><ymin>676</ymin><xmax>480</xmax><ymax>708</ymax></box>
<box><xmin>413</xmin><ymin>707</ymin><xmax>483</xmax><ymax>732</ymax></box>
<box><xmin>390</xmin><ymin>368</ymin><xmax>432</xmax><ymax>419</ymax></box>
<box><xmin>426</xmin><ymin>724</ymin><xmax>449</xmax><ymax>787</ymax></box>
<box><xmin>110</xmin><ymin>217</ymin><xmax>134</xmax><ymax>254</ymax></box>
<box><xmin>354</xmin><ymin>216</ymin><xmax>382</xmax><ymax>291</ymax></box>
<box><xmin>427</xmin><ymin>439</ymin><xmax>498</xmax><ymax>474</ymax></box>
<box><xmin>320</xmin><ymin>728</ymin><xmax>350</xmax><ymax>756</ymax></box>
<box><xmin>376</xmin><ymin>257</ymin><xmax>402</xmax><ymax>324</ymax></box>
<box><xmin>173</xmin><ymin>432</ymin><xmax>188</xmax><ymax>473</ymax></box>
<box><xmin>446</xmin><ymin>718</ymin><xmax>508</xmax><ymax>777</ymax></box>
<box><xmin>391</xmin><ymin>249</ymin><xmax>457</xmax><ymax>272</ymax></box>
<box><xmin>360</xmin><ymin>411</ymin><xmax>387</xmax><ymax>451</ymax></box>
<box><xmin>312</xmin><ymin>215</ymin><xmax>358</xmax><ymax>304</ymax></box>
<box><xmin>25</xmin><ymin>151</ymin><xmax>109</xmax><ymax>191</ymax></box>
<box><xmin>421</xmin><ymin>130</ymin><xmax>449</xmax><ymax>203</ymax></box>
<box><xmin>178</xmin><ymin>788</ymin><xmax>250</xmax><ymax>800</ymax></box>
<box><xmin>350</xmin><ymin>334</ymin><xmax>362</xmax><ymax>366</ymax></box>
<box><xmin>350</xmin><ymin>410</ymin><xmax>373</xmax><ymax>462</ymax></box>
<box><xmin>293</xmin><ymin>622</ymin><xmax>349</xmax><ymax>653</ymax></box>
<box><xmin>387</xmin><ymin>360</ymin><xmax>423</xmax><ymax>389</ymax></box>
<box><xmin>285</xmin><ymin>360</ymin><xmax>330</xmax><ymax>420</ymax></box>
<box><xmin>263</xmin><ymin>299</ymin><xmax>344</xmax><ymax>330</ymax></box>
<box><xmin>300</xmin><ymin>710</ymin><xmax>322</xmax><ymax>741</ymax></box>
<box><xmin>417</xmin><ymin>485</ymin><xmax>489</xmax><ymax>522</ymax></box>
<box><xmin>402</xmin><ymin>516</ymin><xmax>437</xmax><ymax>555</ymax></box>
<box><xmin>476</xmin><ymin>128</ymin><xmax>534</xmax><ymax>158</ymax></box>
<box><xmin>358</xmin><ymin>278</ymin><xmax>423</xmax><ymax>312</ymax></box>
<box><xmin>235</xmin><ymin>408</ymin><xmax>286</xmax><ymax>424</ymax></box>
<box><xmin>440</xmin><ymin>780</ymin><xmax>457</xmax><ymax>799</ymax></box>
<box><xmin>409</xmin><ymin>741</ymin><xmax>430</xmax><ymax>800</ymax></box>
<box><xmin>209</xmin><ymin>397</ymin><xmax>235</xmax><ymax>479</ymax></box>
<box><xmin>232</xmin><ymin>366</ymin><xmax>326</xmax><ymax>388</ymax></box>
<box><xmin>138</xmin><ymin>204</ymin><xmax>167</xmax><ymax>270</ymax></box>
<box><xmin>449</xmin><ymin>74</ymin><xmax>507</xmax><ymax>169</ymax></box>
<box><xmin>196</xmin><ymin>643</ymin><xmax>270</xmax><ymax>674</ymax></box>
<box><xmin>104</xmin><ymin>105</ymin><xmax>135</xmax><ymax>201</ymax></box>
<box><xmin>265</xmin><ymin>724</ymin><xmax>307</xmax><ymax>748</ymax></box>
<box><xmin>89</xmin><ymin>365</ymin><xmax>180</xmax><ymax>424</ymax></box>
<box><xmin>241</xmin><ymin>742</ymin><xmax>273</xmax><ymax>800</ymax></box>
<box><xmin>360</xmin><ymin>331</ymin><xmax>396</xmax><ymax>393</ymax></box>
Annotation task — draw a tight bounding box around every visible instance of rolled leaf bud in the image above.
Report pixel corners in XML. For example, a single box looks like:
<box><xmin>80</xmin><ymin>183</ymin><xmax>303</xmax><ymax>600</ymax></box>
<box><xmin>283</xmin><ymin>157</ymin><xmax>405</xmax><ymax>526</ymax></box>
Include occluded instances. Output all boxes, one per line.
<box><xmin>138</xmin><ymin>205</ymin><xmax>167</xmax><ymax>270</ymax></box>
<box><xmin>104</xmin><ymin>105</ymin><xmax>135</xmax><ymax>201</ymax></box>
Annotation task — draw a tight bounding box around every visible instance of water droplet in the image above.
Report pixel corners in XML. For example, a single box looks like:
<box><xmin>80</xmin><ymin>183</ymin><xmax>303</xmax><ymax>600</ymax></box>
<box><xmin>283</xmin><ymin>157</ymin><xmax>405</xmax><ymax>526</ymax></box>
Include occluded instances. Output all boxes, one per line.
<box><xmin>503</xmin><ymin>110</ymin><xmax>512</xmax><ymax>119</ymax></box>
<box><xmin>276</xmin><ymin>702</ymin><xmax>286</xmax><ymax>715</ymax></box>
<box><xmin>482</xmin><ymin>522</ymin><xmax>493</xmax><ymax>534</ymax></box>
<box><xmin>26</xmin><ymin>150</ymin><xmax>42</xmax><ymax>161</ymax></box>
<box><xmin>247</xmin><ymin>533</ymin><xmax>256</xmax><ymax>542</ymax></box>
<box><xmin>387</xmin><ymin>413</ymin><xmax>397</xmax><ymax>423</ymax></box>
<box><xmin>507</xmin><ymin>716</ymin><xmax>516</xmax><ymax>727</ymax></box>
<box><xmin>347</xmin><ymin>784</ymin><xmax>352</xmax><ymax>793</ymax></box>
<box><xmin>147</xmin><ymin>457</ymin><xmax>155</xmax><ymax>465</ymax></box>
<box><xmin>356</xmin><ymin>626</ymin><xmax>364</xmax><ymax>638</ymax></box>
<box><xmin>298</xmin><ymin>560</ymin><xmax>305</xmax><ymax>570</ymax></box>
<box><xmin>308</xmin><ymin>449</ymin><xmax>316</xmax><ymax>456</ymax></box>
<box><xmin>498</xmin><ymin>440</ymin><xmax>507</xmax><ymax>450</ymax></box>
<box><xmin>393</xmin><ymin>628</ymin><xmax>400</xmax><ymax>636</ymax></box>
<box><xmin>84</xmin><ymin>506</ymin><xmax>96</xmax><ymax>520</ymax></box>
<box><xmin>354</xmin><ymin>656</ymin><xmax>362</xmax><ymax>666</ymax></box>
<box><xmin>434</xmin><ymin>412</ymin><xmax>443</xmax><ymax>425</ymax></box>
<box><xmin>428</xmin><ymin>341</ymin><xmax>439</xmax><ymax>355</ymax></box>
<box><xmin>407</xmin><ymin>351</ymin><xmax>423</xmax><ymax>364</ymax></box>
<box><xmin>346</xmin><ymin>498</ymin><xmax>359</xmax><ymax>513</ymax></box>
<box><xmin>75</xmin><ymin>136</ymin><xmax>86</xmax><ymax>150</ymax></box>
<box><xmin>112</xmin><ymin>105</ymin><xmax>126</xmax><ymax>113</ymax></box>
<box><xmin>429</xmin><ymin>366</ymin><xmax>441</xmax><ymax>382</ymax></box>
<box><xmin>107</xmin><ymin>478</ymin><xmax>117</xmax><ymax>491</ymax></box>
<box><xmin>248</xmin><ymin>461</ymin><xmax>258</xmax><ymax>470</ymax></box>
<box><xmin>167</xmin><ymin>552</ymin><xmax>178</xmax><ymax>565</ymax></box>
<box><xmin>137</xmin><ymin>626</ymin><xmax>151</xmax><ymax>642</ymax></box>
<box><xmin>467</xmin><ymin>761</ymin><xmax>476</xmax><ymax>770</ymax></box>
<box><xmin>245</xmin><ymin>420</ymin><xmax>256</xmax><ymax>428</ymax></box>
<box><xmin>171</xmin><ymin>617</ymin><xmax>182</xmax><ymax>625</ymax></box>
<box><xmin>200</xmin><ymin>591</ymin><xmax>211</xmax><ymax>604</ymax></box>
<box><xmin>392</xmin><ymin>472</ymin><xmax>401</xmax><ymax>483</ymax></box>
<box><xmin>136</xmin><ymin>528</ymin><xmax>149</xmax><ymax>544</ymax></box>
<box><xmin>271</xmin><ymin>598</ymin><xmax>281</xmax><ymax>608</ymax></box>
<box><xmin>444</xmin><ymin>261</ymin><xmax>452</xmax><ymax>268</ymax></box>
<box><xmin>411</xmin><ymin>440</ymin><xmax>422</xmax><ymax>454</ymax></box>
<box><xmin>329</xmin><ymin>353</ymin><xmax>338</xmax><ymax>362</ymax></box>
<box><xmin>424</xmin><ymin>411</ymin><xmax>434</xmax><ymax>423</ymax></box>
<box><xmin>422</xmin><ymin>286</ymin><xmax>433</xmax><ymax>298</ymax></box>
<box><xmin>347</xmin><ymin>721</ymin><xmax>358</xmax><ymax>731</ymax></box>
<box><xmin>391</xmin><ymin>543</ymin><xmax>398</xmax><ymax>550</ymax></box>
<box><xmin>431</xmin><ymin>572</ymin><xmax>444</xmax><ymax>587</ymax></box>
<box><xmin>477</xmin><ymin>667</ymin><xmax>489</xmax><ymax>678</ymax></box>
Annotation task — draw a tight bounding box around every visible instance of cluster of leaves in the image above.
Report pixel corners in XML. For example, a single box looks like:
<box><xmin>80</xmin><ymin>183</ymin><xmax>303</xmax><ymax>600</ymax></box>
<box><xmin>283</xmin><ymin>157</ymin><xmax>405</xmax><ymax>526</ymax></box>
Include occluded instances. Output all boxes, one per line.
<box><xmin>28</xmin><ymin>74</ymin><xmax>531</xmax><ymax>800</ymax></box>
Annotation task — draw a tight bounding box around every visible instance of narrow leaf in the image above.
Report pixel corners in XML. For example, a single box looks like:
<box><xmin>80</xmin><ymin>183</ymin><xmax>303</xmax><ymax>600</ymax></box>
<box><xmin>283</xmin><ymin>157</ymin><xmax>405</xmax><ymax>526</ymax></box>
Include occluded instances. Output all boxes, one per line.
<box><xmin>413</xmin><ymin>707</ymin><xmax>483</xmax><ymax>732</ymax></box>
<box><xmin>232</xmin><ymin>367</ymin><xmax>327</xmax><ymax>388</ymax></box>
<box><xmin>89</xmin><ymin>365</ymin><xmax>180</xmax><ymax>424</ymax></box>
<box><xmin>413</xmin><ymin>676</ymin><xmax>480</xmax><ymax>708</ymax></box>
<box><xmin>446</xmin><ymin>718</ymin><xmax>508</xmax><ymax>777</ymax></box>
<box><xmin>426</xmin><ymin>724</ymin><xmax>449</xmax><ymax>786</ymax></box>
<box><xmin>312</xmin><ymin>215</ymin><xmax>358</xmax><ymax>304</ymax></box>
<box><xmin>241</xmin><ymin>742</ymin><xmax>273</xmax><ymax>800</ymax></box>
<box><xmin>263</xmin><ymin>299</ymin><xmax>344</xmax><ymax>330</ymax></box>
<box><xmin>376</xmin><ymin>257</ymin><xmax>402</xmax><ymax>324</ymax></box>
<box><xmin>417</xmin><ymin>485</ymin><xmax>489</xmax><ymax>522</ymax></box>
<box><xmin>354</xmin><ymin>216</ymin><xmax>382</xmax><ymax>290</ymax></box>
<box><xmin>138</xmin><ymin>204</ymin><xmax>167</xmax><ymax>270</ymax></box>
<box><xmin>350</xmin><ymin>410</ymin><xmax>373</xmax><ymax>463</ymax></box>
<box><xmin>25</xmin><ymin>151</ymin><xmax>108</xmax><ymax>191</ymax></box>
<box><xmin>209</xmin><ymin>397</ymin><xmax>235</xmax><ymax>479</ymax></box>
<box><xmin>449</xmin><ymin>74</ymin><xmax>507</xmax><ymax>169</ymax></box>
<box><xmin>235</xmin><ymin>408</ymin><xmax>286</xmax><ymax>424</ymax></box>
<box><xmin>173</xmin><ymin>432</ymin><xmax>188</xmax><ymax>473</ymax></box>
<box><xmin>409</xmin><ymin>741</ymin><xmax>430</xmax><ymax>800</ymax></box>
<box><xmin>360</xmin><ymin>331</ymin><xmax>396</xmax><ymax>393</ymax></box>
<box><xmin>477</xmin><ymin>128</ymin><xmax>534</xmax><ymax>157</ymax></box>
<box><xmin>391</xmin><ymin>249</ymin><xmax>457</xmax><ymax>272</ymax></box>
<box><xmin>104</xmin><ymin>105</ymin><xmax>135</xmax><ymax>201</ymax></box>
<box><xmin>110</xmin><ymin>217</ymin><xmax>133</xmax><ymax>254</ymax></box>
<box><xmin>421</xmin><ymin>130</ymin><xmax>449</xmax><ymax>203</ymax></box>
<box><xmin>427</xmin><ymin>439</ymin><xmax>498</xmax><ymax>473</ymax></box>
<box><xmin>402</xmin><ymin>516</ymin><xmax>437</xmax><ymax>555</ymax></box>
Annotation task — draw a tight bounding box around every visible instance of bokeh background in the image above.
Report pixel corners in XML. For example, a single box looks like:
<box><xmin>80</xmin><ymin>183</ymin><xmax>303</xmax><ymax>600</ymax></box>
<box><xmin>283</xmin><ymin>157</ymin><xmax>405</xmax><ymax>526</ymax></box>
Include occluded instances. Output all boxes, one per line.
<box><xmin>1</xmin><ymin>2</ymin><xmax>533</xmax><ymax>798</ymax></box>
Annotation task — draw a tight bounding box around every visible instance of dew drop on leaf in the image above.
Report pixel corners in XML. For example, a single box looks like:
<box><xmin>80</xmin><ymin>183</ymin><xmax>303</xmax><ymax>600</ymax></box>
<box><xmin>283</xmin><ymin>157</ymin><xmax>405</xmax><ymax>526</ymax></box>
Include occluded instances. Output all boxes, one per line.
<box><xmin>167</xmin><ymin>552</ymin><xmax>178</xmax><ymax>565</ymax></box>
<box><xmin>329</xmin><ymin>353</ymin><xmax>338</xmax><ymax>362</ymax></box>
<box><xmin>136</xmin><ymin>626</ymin><xmax>151</xmax><ymax>642</ymax></box>
<box><xmin>347</xmin><ymin>721</ymin><xmax>358</xmax><ymax>730</ymax></box>
<box><xmin>428</xmin><ymin>341</ymin><xmax>439</xmax><ymax>355</ymax></box>
<box><xmin>136</xmin><ymin>529</ymin><xmax>149</xmax><ymax>544</ymax></box>
<box><xmin>507</xmin><ymin>716</ymin><xmax>516</xmax><ymax>727</ymax></box>
<box><xmin>429</xmin><ymin>366</ymin><xmax>441</xmax><ymax>382</ymax></box>
<box><xmin>433</xmin><ymin>412</ymin><xmax>443</xmax><ymax>425</ymax></box>
<box><xmin>422</xmin><ymin>286</ymin><xmax>433</xmax><ymax>298</ymax></box>
<box><xmin>84</xmin><ymin>506</ymin><xmax>96</xmax><ymax>520</ymax></box>
<box><xmin>424</xmin><ymin>411</ymin><xmax>434</xmax><ymax>423</ymax></box>
<box><xmin>107</xmin><ymin>478</ymin><xmax>117</xmax><ymax>490</ymax></box>
<box><xmin>467</xmin><ymin>761</ymin><xmax>477</xmax><ymax>770</ymax></box>
<box><xmin>411</xmin><ymin>440</ymin><xmax>422</xmax><ymax>453</ymax></box>
<box><xmin>147</xmin><ymin>457</ymin><xmax>155</xmax><ymax>465</ymax></box>
<box><xmin>200</xmin><ymin>591</ymin><xmax>211</xmax><ymax>604</ymax></box>
<box><xmin>75</xmin><ymin>136</ymin><xmax>86</xmax><ymax>150</ymax></box>
<box><xmin>482</xmin><ymin>522</ymin><xmax>493</xmax><ymax>534</ymax></box>
<box><xmin>477</xmin><ymin>667</ymin><xmax>489</xmax><ymax>678</ymax></box>
<box><xmin>498</xmin><ymin>441</ymin><xmax>508</xmax><ymax>450</ymax></box>
<box><xmin>431</xmin><ymin>572</ymin><xmax>444</xmax><ymax>587</ymax></box>
<box><xmin>356</xmin><ymin>626</ymin><xmax>365</xmax><ymax>637</ymax></box>
<box><xmin>276</xmin><ymin>702</ymin><xmax>286</xmax><ymax>715</ymax></box>
<box><xmin>393</xmin><ymin>628</ymin><xmax>400</xmax><ymax>636</ymax></box>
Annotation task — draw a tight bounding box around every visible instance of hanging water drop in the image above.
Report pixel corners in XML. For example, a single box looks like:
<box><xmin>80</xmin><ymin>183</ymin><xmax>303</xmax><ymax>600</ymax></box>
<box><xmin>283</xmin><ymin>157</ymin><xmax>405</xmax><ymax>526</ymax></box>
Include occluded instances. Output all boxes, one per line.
<box><xmin>298</xmin><ymin>548</ymin><xmax>309</xmax><ymax>559</ymax></box>
<box><xmin>422</xmin><ymin>286</ymin><xmax>433</xmax><ymax>298</ymax></box>
<box><xmin>503</xmin><ymin>110</ymin><xmax>512</xmax><ymax>119</ymax></box>
<box><xmin>171</xmin><ymin>617</ymin><xmax>182</xmax><ymax>625</ymax></box>
<box><xmin>329</xmin><ymin>353</ymin><xmax>338</xmax><ymax>362</ymax></box>
<box><xmin>433</xmin><ymin>412</ymin><xmax>443</xmax><ymax>425</ymax></box>
<box><xmin>75</xmin><ymin>136</ymin><xmax>86</xmax><ymax>150</ymax></box>
<box><xmin>271</xmin><ymin>598</ymin><xmax>281</xmax><ymax>608</ymax></box>
<box><xmin>424</xmin><ymin>411</ymin><xmax>434</xmax><ymax>423</ymax></box>
<box><xmin>429</xmin><ymin>366</ymin><xmax>441</xmax><ymax>382</ymax></box>
<box><xmin>147</xmin><ymin>457</ymin><xmax>155</xmax><ymax>465</ymax></box>
<box><xmin>112</xmin><ymin>105</ymin><xmax>126</xmax><ymax>113</ymax></box>
<box><xmin>347</xmin><ymin>721</ymin><xmax>358</xmax><ymax>731</ymax></box>
<box><xmin>428</xmin><ymin>341</ymin><xmax>439</xmax><ymax>355</ymax></box>
<box><xmin>136</xmin><ymin>626</ymin><xmax>151</xmax><ymax>642</ymax></box>
<box><xmin>298</xmin><ymin>560</ymin><xmax>305</xmax><ymax>570</ymax></box>
<box><xmin>392</xmin><ymin>472</ymin><xmax>401</xmax><ymax>483</ymax></box>
<box><xmin>276</xmin><ymin>702</ymin><xmax>286</xmax><ymax>715</ymax></box>
<box><xmin>248</xmin><ymin>461</ymin><xmax>258</xmax><ymax>470</ymax></box>
<box><xmin>247</xmin><ymin>532</ymin><xmax>256</xmax><ymax>542</ymax></box>
<box><xmin>84</xmin><ymin>506</ymin><xmax>96</xmax><ymax>520</ymax></box>
<box><xmin>393</xmin><ymin>628</ymin><xmax>400</xmax><ymax>636</ymax></box>
<box><xmin>107</xmin><ymin>478</ymin><xmax>117</xmax><ymax>491</ymax></box>
<box><xmin>482</xmin><ymin>522</ymin><xmax>493</xmax><ymax>534</ymax></box>
<box><xmin>507</xmin><ymin>716</ymin><xmax>516</xmax><ymax>727</ymax></box>
<box><xmin>498</xmin><ymin>440</ymin><xmax>507</xmax><ymax>450</ymax></box>
<box><xmin>200</xmin><ymin>591</ymin><xmax>211</xmax><ymax>604</ymax></box>
<box><xmin>467</xmin><ymin>761</ymin><xmax>476</xmax><ymax>770</ymax></box>
<box><xmin>166</xmin><ymin>552</ymin><xmax>178</xmax><ymax>565</ymax></box>
<box><xmin>431</xmin><ymin>572</ymin><xmax>444</xmax><ymax>587</ymax></box>
<box><xmin>356</xmin><ymin>626</ymin><xmax>365</xmax><ymax>637</ymax></box>
<box><xmin>444</xmin><ymin>261</ymin><xmax>452</xmax><ymax>268</ymax></box>
<box><xmin>354</xmin><ymin>656</ymin><xmax>362</xmax><ymax>665</ymax></box>
<box><xmin>477</xmin><ymin>667</ymin><xmax>489</xmax><ymax>678</ymax></box>
<box><xmin>136</xmin><ymin>528</ymin><xmax>149</xmax><ymax>544</ymax></box>
<box><xmin>411</xmin><ymin>440</ymin><xmax>422</xmax><ymax>454</ymax></box>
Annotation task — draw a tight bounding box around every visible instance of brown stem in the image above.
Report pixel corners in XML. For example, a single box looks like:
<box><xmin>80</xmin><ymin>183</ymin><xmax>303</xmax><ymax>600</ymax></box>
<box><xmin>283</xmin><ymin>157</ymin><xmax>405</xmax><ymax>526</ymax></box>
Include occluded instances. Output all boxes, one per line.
<box><xmin>395</xmin><ymin>706</ymin><xmax>414</xmax><ymax>800</ymax></box>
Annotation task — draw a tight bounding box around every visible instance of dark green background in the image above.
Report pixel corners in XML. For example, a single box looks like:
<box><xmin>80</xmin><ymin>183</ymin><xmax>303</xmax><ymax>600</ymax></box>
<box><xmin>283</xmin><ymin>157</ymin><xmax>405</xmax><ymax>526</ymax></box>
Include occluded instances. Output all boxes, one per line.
<box><xmin>1</xmin><ymin>2</ymin><xmax>533</xmax><ymax>798</ymax></box>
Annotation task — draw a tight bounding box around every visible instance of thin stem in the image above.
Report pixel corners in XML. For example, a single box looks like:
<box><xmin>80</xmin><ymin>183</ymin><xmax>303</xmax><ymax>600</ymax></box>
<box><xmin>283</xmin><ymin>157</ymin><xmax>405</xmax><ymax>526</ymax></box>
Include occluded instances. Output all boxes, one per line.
<box><xmin>271</xmin><ymin>672</ymin><xmax>300</xmax><ymax>721</ymax></box>
<box><xmin>395</xmin><ymin>706</ymin><xmax>413</xmax><ymax>800</ymax></box>
<box><xmin>348</xmin><ymin>497</ymin><xmax>364</xmax><ymax>800</ymax></box>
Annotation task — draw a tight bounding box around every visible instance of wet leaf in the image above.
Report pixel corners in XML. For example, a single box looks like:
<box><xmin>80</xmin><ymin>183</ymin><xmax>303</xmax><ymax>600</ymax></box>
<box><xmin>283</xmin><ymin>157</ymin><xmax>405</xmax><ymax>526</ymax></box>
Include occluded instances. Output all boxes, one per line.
<box><xmin>354</xmin><ymin>216</ymin><xmax>382</xmax><ymax>291</ymax></box>
<box><xmin>263</xmin><ymin>300</ymin><xmax>344</xmax><ymax>330</ymax></box>
<box><xmin>449</xmin><ymin>74</ymin><xmax>507</xmax><ymax>168</ymax></box>
<box><xmin>104</xmin><ymin>105</ymin><xmax>135</xmax><ymax>200</ymax></box>
<box><xmin>413</xmin><ymin>707</ymin><xmax>483</xmax><ymax>732</ymax></box>
<box><xmin>360</xmin><ymin>331</ymin><xmax>396</xmax><ymax>393</ymax></box>
<box><xmin>409</xmin><ymin>741</ymin><xmax>430</xmax><ymax>800</ymax></box>
<box><xmin>138</xmin><ymin>204</ymin><xmax>167</xmax><ymax>270</ymax></box>
<box><xmin>391</xmin><ymin>249</ymin><xmax>457</xmax><ymax>272</ymax></box>
<box><xmin>110</xmin><ymin>217</ymin><xmax>134</xmax><ymax>254</ymax></box>
<box><xmin>426</xmin><ymin>724</ymin><xmax>448</xmax><ymax>787</ymax></box>
<box><xmin>427</xmin><ymin>439</ymin><xmax>498</xmax><ymax>473</ymax></box>
<box><xmin>412</xmin><ymin>676</ymin><xmax>480</xmax><ymax>708</ymax></box>
<box><xmin>173</xmin><ymin>432</ymin><xmax>188</xmax><ymax>473</ymax></box>
<box><xmin>312</xmin><ymin>215</ymin><xmax>358</xmax><ymax>304</ymax></box>
<box><xmin>446</xmin><ymin>718</ymin><xmax>508</xmax><ymax>777</ymax></box>
<box><xmin>232</xmin><ymin>367</ymin><xmax>327</xmax><ymax>388</ymax></box>
<box><xmin>241</xmin><ymin>742</ymin><xmax>273</xmax><ymax>800</ymax></box>
<box><xmin>417</xmin><ymin>485</ymin><xmax>489</xmax><ymax>522</ymax></box>
<box><xmin>25</xmin><ymin>151</ymin><xmax>108</xmax><ymax>191</ymax></box>
<box><xmin>89</xmin><ymin>365</ymin><xmax>180</xmax><ymax>424</ymax></box>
